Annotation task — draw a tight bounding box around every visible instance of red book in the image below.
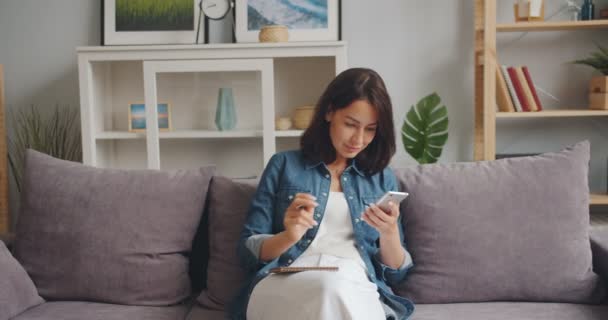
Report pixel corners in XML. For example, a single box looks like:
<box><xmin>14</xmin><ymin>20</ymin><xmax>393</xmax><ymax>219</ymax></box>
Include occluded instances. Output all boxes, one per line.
<box><xmin>507</xmin><ymin>67</ymin><xmax>531</xmax><ymax>112</ymax></box>
<box><xmin>522</xmin><ymin>66</ymin><xmax>543</xmax><ymax>111</ymax></box>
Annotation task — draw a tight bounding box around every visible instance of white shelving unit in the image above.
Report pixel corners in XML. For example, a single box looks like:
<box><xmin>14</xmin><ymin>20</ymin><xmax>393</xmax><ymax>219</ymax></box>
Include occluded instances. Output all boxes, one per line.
<box><xmin>77</xmin><ymin>42</ymin><xmax>347</xmax><ymax>177</ymax></box>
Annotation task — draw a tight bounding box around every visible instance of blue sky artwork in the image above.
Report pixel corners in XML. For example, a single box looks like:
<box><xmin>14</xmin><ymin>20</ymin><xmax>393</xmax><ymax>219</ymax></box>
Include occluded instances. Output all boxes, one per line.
<box><xmin>130</xmin><ymin>103</ymin><xmax>169</xmax><ymax>130</ymax></box>
<box><xmin>130</xmin><ymin>103</ymin><xmax>146</xmax><ymax>130</ymax></box>
<box><xmin>247</xmin><ymin>0</ymin><xmax>328</xmax><ymax>31</ymax></box>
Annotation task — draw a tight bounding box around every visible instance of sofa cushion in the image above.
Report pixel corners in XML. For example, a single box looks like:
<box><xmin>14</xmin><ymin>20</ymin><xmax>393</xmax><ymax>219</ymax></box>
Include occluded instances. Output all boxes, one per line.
<box><xmin>13</xmin><ymin>150</ymin><xmax>214</xmax><ymax>306</ymax></box>
<box><xmin>197</xmin><ymin>176</ymin><xmax>258</xmax><ymax>310</ymax></box>
<box><xmin>412</xmin><ymin>302</ymin><xmax>608</xmax><ymax>320</ymax></box>
<box><xmin>11</xmin><ymin>301</ymin><xmax>190</xmax><ymax>320</ymax></box>
<box><xmin>0</xmin><ymin>240</ymin><xmax>43</xmax><ymax>320</ymax></box>
<box><xmin>393</xmin><ymin>141</ymin><xmax>605</xmax><ymax>303</ymax></box>
<box><xmin>186</xmin><ymin>304</ymin><xmax>226</xmax><ymax>320</ymax></box>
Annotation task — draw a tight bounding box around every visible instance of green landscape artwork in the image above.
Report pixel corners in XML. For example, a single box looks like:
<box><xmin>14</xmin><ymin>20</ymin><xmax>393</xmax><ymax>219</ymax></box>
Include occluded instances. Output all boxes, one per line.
<box><xmin>116</xmin><ymin>0</ymin><xmax>194</xmax><ymax>31</ymax></box>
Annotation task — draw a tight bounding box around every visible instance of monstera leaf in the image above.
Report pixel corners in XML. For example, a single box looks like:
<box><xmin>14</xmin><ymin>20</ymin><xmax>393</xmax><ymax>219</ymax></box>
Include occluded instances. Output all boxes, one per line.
<box><xmin>401</xmin><ymin>93</ymin><xmax>449</xmax><ymax>164</ymax></box>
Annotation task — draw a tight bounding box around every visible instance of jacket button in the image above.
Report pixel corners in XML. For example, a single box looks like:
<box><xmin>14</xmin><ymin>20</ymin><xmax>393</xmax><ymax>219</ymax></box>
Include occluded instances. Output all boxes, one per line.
<box><xmin>325</xmin><ymin>174</ymin><xmax>330</xmax><ymax>178</ymax></box>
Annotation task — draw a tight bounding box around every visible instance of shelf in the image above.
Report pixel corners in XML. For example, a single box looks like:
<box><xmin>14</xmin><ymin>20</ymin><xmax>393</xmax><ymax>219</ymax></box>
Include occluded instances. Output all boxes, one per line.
<box><xmin>159</xmin><ymin>130</ymin><xmax>263</xmax><ymax>139</ymax></box>
<box><xmin>79</xmin><ymin>42</ymin><xmax>346</xmax><ymax>171</ymax></box>
<box><xmin>496</xmin><ymin>110</ymin><xmax>608</xmax><ymax>118</ymax></box>
<box><xmin>96</xmin><ymin>131</ymin><xmax>145</xmax><ymax>140</ymax></box>
<box><xmin>77</xmin><ymin>41</ymin><xmax>347</xmax><ymax>53</ymax></box>
<box><xmin>275</xmin><ymin>130</ymin><xmax>304</xmax><ymax>137</ymax></box>
<box><xmin>591</xmin><ymin>193</ymin><xmax>608</xmax><ymax>205</ymax></box>
<box><xmin>497</xmin><ymin>20</ymin><xmax>608</xmax><ymax>32</ymax></box>
<box><xmin>96</xmin><ymin>130</ymin><xmax>264</xmax><ymax>140</ymax></box>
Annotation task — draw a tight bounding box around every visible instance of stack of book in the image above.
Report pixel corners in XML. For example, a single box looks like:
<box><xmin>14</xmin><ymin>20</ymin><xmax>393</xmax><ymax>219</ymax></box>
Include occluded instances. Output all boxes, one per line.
<box><xmin>496</xmin><ymin>65</ymin><xmax>543</xmax><ymax>112</ymax></box>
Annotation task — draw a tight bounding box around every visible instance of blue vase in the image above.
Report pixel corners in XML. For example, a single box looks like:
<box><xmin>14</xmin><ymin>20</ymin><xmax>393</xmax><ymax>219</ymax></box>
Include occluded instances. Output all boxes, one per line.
<box><xmin>215</xmin><ymin>88</ymin><xmax>237</xmax><ymax>131</ymax></box>
<box><xmin>581</xmin><ymin>0</ymin><xmax>595</xmax><ymax>20</ymax></box>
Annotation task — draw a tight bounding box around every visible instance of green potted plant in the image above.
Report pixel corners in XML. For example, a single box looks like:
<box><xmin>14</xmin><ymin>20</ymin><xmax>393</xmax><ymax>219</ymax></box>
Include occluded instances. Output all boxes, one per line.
<box><xmin>401</xmin><ymin>92</ymin><xmax>449</xmax><ymax>164</ymax></box>
<box><xmin>7</xmin><ymin>104</ymin><xmax>82</xmax><ymax>193</ymax></box>
<box><xmin>572</xmin><ymin>43</ymin><xmax>608</xmax><ymax>109</ymax></box>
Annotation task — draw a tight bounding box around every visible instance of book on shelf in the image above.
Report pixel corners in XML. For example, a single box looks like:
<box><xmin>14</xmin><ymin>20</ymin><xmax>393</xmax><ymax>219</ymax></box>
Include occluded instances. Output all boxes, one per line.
<box><xmin>515</xmin><ymin>67</ymin><xmax>538</xmax><ymax>111</ymax></box>
<box><xmin>500</xmin><ymin>65</ymin><xmax>523</xmax><ymax>112</ymax></box>
<box><xmin>514</xmin><ymin>67</ymin><xmax>537</xmax><ymax>111</ymax></box>
<box><xmin>506</xmin><ymin>67</ymin><xmax>532</xmax><ymax>112</ymax></box>
<box><xmin>497</xmin><ymin>65</ymin><xmax>542</xmax><ymax>112</ymax></box>
<box><xmin>521</xmin><ymin>66</ymin><xmax>543</xmax><ymax>111</ymax></box>
<box><xmin>496</xmin><ymin>64</ymin><xmax>516</xmax><ymax>112</ymax></box>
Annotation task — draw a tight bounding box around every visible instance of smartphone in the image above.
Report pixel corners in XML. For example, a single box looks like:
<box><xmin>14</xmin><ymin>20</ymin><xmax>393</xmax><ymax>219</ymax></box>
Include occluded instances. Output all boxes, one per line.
<box><xmin>375</xmin><ymin>191</ymin><xmax>409</xmax><ymax>211</ymax></box>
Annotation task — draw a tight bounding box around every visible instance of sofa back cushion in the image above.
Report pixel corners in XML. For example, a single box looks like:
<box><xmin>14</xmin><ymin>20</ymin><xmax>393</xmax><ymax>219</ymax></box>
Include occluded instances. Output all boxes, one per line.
<box><xmin>392</xmin><ymin>141</ymin><xmax>605</xmax><ymax>303</ymax></box>
<box><xmin>13</xmin><ymin>150</ymin><xmax>214</xmax><ymax>305</ymax></box>
<box><xmin>197</xmin><ymin>176</ymin><xmax>257</xmax><ymax>310</ymax></box>
<box><xmin>0</xmin><ymin>240</ymin><xmax>44</xmax><ymax>319</ymax></box>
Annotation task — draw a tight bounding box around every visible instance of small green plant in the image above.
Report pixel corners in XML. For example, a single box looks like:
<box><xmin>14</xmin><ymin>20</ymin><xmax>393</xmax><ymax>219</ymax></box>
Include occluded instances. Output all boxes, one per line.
<box><xmin>572</xmin><ymin>43</ymin><xmax>608</xmax><ymax>75</ymax></box>
<box><xmin>401</xmin><ymin>92</ymin><xmax>449</xmax><ymax>164</ymax></box>
<box><xmin>7</xmin><ymin>105</ymin><xmax>82</xmax><ymax>193</ymax></box>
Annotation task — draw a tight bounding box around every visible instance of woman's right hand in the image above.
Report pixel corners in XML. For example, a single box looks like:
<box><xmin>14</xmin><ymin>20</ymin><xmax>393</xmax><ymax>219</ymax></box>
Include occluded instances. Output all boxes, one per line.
<box><xmin>283</xmin><ymin>193</ymin><xmax>319</xmax><ymax>242</ymax></box>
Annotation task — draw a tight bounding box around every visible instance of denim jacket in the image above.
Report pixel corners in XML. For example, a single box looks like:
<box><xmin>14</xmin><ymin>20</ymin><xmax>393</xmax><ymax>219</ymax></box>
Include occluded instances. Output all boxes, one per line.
<box><xmin>231</xmin><ymin>150</ymin><xmax>415</xmax><ymax>320</ymax></box>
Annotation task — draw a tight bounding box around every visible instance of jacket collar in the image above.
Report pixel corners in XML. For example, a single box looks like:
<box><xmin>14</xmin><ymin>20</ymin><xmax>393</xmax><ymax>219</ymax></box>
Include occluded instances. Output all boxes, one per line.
<box><xmin>304</xmin><ymin>157</ymin><xmax>366</xmax><ymax>177</ymax></box>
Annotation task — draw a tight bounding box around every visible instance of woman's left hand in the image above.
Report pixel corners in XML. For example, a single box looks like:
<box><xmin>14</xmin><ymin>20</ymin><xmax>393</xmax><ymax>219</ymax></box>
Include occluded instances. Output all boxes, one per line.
<box><xmin>362</xmin><ymin>202</ymin><xmax>400</xmax><ymax>236</ymax></box>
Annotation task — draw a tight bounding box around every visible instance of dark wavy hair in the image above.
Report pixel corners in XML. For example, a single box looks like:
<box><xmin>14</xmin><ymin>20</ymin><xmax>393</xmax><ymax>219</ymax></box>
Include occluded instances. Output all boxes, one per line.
<box><xmin>300</xmin><ymin>68</ymin><xmax>396</xmax><ymax>175</ymax></box>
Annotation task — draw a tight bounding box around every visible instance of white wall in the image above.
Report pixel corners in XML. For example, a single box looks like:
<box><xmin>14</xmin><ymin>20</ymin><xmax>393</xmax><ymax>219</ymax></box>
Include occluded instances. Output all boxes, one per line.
<box><xmin>344</xmin><ymin>1</ymin><xmax>476</xmax><ymax>166</ymax></box>
<box><xmin>0</xmin><ymin>0</ymin><xmax>100</xmax><ymax>109</ymax></box>
<box><xmin>1</xmin><ymin>0</ymin><xmax>608</xmax><ymax>222</ymax></box>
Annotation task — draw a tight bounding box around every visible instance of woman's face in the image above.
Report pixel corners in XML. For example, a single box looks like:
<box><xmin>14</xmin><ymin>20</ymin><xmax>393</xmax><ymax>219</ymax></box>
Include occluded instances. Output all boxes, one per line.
<box><xmin>325</xmin><ymin>99</ymin><xmax>378</xmax><ymax>162</ymax></box>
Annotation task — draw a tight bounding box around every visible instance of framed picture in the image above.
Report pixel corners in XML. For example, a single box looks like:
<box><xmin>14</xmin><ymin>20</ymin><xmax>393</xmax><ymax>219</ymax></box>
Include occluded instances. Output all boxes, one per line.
<box><xmin>128</xmin><ymin>103</ymin><xmax>172</xmax><ymax>132</ymax></box>
<box><xmin>102</xmin><ymin>0</ymin><xmax>204</xmax><ymax>45</ymax></box>
<box><xmin>235</xmin><ymin>0</ymin><xmax>341</xmax><ymax>43</ymax></box>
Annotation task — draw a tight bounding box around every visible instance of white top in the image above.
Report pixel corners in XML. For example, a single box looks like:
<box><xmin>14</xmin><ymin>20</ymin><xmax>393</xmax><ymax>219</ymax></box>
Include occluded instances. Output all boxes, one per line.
<box><xmin>298</xmin><ymin>192</ymin><xmax>366</xmax><ymax>268</ymax></box>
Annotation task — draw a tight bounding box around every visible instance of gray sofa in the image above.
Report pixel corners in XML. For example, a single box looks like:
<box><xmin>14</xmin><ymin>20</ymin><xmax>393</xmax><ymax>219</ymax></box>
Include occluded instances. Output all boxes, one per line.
<box><xmin>3</xmin><ymin>142</ymin><xmax>608</xmax><ymax>320</ymax></box>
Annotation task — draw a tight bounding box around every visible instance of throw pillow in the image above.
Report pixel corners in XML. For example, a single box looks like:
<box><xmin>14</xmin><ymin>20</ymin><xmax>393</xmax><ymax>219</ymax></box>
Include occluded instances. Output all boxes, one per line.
<box><xmin>197</xmin><ymin>176</ymin><xmax>258</xmax><ymax>310</ymax></box>
<box><xmin>14</xmin><ymin>150</ymin><xmax>214</xmax><ymax>305</ymax></box>
<box><xmin>393</xmin><ymin>141</ymin><xmax>605</xmax><ymax>303</ymax></box>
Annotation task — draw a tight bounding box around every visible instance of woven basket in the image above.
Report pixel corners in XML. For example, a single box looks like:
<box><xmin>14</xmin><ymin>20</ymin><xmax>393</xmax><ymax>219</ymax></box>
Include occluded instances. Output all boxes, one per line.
<box><xmin>259</xmin><ymin>25</ymin><xmax>289</xmax><ymax>43</ymax></box>
<box><xmin>293</xmin><ymin>106</ymin><xmax>315</xmax><ymax>129</ymax></box>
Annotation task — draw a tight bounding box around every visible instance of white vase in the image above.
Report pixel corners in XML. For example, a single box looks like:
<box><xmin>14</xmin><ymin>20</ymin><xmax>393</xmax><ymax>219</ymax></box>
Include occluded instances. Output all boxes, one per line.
<box><xmin>529</xmin><ymin>0</ymin><xmax>543</xmax><ymax>17</ymax></box>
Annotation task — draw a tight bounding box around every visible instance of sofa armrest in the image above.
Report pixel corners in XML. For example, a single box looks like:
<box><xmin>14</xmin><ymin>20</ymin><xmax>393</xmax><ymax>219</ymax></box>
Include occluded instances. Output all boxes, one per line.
<box><xmin>590</xmin><ymin>228</ymin><xmax>608</xmax><ymax>283</ymax></box>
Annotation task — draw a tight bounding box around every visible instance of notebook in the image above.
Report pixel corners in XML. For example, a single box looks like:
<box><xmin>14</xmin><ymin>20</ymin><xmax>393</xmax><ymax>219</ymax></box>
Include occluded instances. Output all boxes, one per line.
<box><xmin>269</xmin><ymin>266</ymin><xmax>339</xmax><ymax>274</ymax></box>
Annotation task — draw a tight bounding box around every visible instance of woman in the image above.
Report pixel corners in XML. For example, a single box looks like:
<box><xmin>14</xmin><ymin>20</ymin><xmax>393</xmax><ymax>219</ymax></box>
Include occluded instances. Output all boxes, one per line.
<box><xmin>232</xmin><ymin>68</ymin><xmax>415</xmax><ymax>320</ymax></box>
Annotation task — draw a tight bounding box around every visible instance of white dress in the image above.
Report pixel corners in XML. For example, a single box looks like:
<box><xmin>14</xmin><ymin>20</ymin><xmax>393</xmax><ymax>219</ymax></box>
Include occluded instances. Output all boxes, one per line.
<box><xmin>246</xmin><ymin>192</ymin><xmax>387</xmax><ymax>320</ymax></box>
